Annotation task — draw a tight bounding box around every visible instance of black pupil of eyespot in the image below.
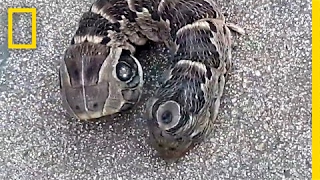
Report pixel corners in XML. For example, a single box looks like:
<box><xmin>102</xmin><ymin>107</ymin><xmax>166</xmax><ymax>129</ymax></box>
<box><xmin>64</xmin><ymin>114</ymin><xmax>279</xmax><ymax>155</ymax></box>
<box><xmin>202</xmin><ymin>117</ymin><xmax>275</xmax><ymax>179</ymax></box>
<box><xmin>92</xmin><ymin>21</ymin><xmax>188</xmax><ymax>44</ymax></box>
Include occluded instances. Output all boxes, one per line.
<box><xmin>161</xmin><ymin>110</ymin><xmax>172</xmax><ymax>124</ymax></box>
<box><xmin>116</xmin><ymin>62</ymin><xmax>132</xmax><ymax>81</ymax></box>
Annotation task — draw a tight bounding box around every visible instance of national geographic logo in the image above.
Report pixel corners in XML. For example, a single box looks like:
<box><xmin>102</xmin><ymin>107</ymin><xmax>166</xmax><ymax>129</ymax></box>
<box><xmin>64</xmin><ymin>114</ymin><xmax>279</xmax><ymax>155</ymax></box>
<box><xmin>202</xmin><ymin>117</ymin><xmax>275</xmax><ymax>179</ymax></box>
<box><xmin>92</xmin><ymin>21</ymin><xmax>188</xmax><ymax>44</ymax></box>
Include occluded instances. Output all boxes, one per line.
<box><xmin>7</xmin><ymin>8</ymin><xmax>37</xmax><ymax>49</ymax></box>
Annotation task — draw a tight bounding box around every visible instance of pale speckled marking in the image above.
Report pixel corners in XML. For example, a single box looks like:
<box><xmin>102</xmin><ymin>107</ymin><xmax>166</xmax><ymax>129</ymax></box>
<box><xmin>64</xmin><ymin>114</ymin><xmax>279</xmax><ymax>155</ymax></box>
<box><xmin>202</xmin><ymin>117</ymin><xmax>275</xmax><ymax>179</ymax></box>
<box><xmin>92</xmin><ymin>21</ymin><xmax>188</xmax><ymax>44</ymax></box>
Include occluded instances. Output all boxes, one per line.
<box><xmin>81</xmin><ymin>56</ymin><xmax>89</xmax><ymax>114</ymax></box>
<box><xmin>165</xmin><ymin>60</ymin><xmax>208</xmax><ymax>82</ymax></box>
<box><xmin>136</xmin><ymin>7</ymin><xmax>150</xmax><ymax>15</ymax></box>
<box><xmin>118</xmin><ymin>18</ymin><xmax>148</xmax><ymax>46</ymax></box>
<box><xmin>126</xmin><ymin>0</ymin><xmax>136</xmax><ymax>11</ymax></box>
<box><xmin>90</xmin><ymin>4</ymin><xmax>117</xmax><ymax>23</ymax></box>
<box><xmin>158</xmin><ymin>0</ymin><xmax>166</xmax><ymax>12</ymax></box>
<box><xmin>176</xmin><ymin>20</ymin><xmax>211</xmax><ymax>36</ymax></box>
<box><xmin>106</xmin><ymin>30</ymin><xmax>136</xmax><ymax>53</ymax></box>
<box><xmin>73</xmin><ymin>35</ymin><xmax>104</xmax><ymax>44</ymax></box>
<box><xmin>176</xmin><ymin>60</ymin><xmax>207</xmax><ymax>72</ymax></box>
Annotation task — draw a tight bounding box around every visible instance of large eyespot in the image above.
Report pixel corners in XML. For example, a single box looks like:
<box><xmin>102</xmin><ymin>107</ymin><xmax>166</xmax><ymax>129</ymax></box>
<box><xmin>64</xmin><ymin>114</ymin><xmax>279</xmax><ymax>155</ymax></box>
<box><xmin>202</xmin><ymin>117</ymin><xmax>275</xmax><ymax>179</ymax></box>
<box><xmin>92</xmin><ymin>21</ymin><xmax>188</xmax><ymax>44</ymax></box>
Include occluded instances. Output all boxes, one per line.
<box><xmin>161</xmin><ymin>110</ymin><xmax>173</xmax><ymax>124</ymax></box>
<box><xmin>156</xmin><ymin>101</ymin><xmax>181</xmax><ymax>131</ymax></box>
<box><xmin>116</xmin><ymin>61</ymin><xmax>133</xmax><ymax>82</ymax></box>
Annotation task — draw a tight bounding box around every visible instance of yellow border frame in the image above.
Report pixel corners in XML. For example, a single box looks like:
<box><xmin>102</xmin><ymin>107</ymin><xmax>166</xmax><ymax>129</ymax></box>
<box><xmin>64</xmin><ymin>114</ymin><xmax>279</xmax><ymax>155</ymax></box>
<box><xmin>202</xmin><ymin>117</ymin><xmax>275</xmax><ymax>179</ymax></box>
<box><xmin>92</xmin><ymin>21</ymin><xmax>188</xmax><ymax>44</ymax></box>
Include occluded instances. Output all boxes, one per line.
<box><xmin>313</xmin><ymin>0</ymin><xmax>319</xmax><ymax>179</ymax></box>
<box><xmin>7</xmin><ymin>8</ymin><xmax>37</xmax><ymax>49</ymax></box>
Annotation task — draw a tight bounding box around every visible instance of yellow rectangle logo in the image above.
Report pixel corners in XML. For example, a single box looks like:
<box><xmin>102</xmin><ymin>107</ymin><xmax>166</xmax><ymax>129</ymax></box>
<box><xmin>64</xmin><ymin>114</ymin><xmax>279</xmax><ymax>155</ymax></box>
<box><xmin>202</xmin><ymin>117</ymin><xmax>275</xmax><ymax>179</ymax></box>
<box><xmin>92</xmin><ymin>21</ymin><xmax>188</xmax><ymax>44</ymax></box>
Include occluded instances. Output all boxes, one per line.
<box><xmin>7</xmin><ymin>8</ymin><xmax>37</xmax><ymax>49</ymax></box>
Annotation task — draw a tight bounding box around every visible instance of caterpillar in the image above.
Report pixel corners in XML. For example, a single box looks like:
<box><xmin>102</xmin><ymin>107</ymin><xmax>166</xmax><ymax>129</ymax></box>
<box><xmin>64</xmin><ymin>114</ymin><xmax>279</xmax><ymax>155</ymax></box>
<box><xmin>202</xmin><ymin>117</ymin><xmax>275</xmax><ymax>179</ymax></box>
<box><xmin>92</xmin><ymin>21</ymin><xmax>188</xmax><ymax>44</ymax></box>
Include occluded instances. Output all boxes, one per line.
<box><xmin>59</xmin><ymin>0</ymin><xmax>245</xmax><ymax>159</ymax></box>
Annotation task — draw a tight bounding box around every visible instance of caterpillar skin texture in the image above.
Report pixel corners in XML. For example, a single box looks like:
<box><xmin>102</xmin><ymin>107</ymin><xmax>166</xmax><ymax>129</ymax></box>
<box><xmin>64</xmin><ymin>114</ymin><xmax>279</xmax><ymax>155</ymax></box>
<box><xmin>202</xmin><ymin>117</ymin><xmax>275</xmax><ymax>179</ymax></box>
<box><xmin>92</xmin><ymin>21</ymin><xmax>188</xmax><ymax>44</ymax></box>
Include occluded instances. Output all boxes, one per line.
<box><xmin>60</xmin><ymin>11</ymin><xmax>144</xmax><ymax>120</ymax></box>
<box><xmin>59</xmin><ymin>0</ymin><xmax>245</xmax><ymax>160</ymax></box>
<box><xmin>59</xmin><ymin>0</ymin><xmax>228</xmax><ymax>120</ymax></box>
<box><xmin>144</xmin><ymin>18</ymin><xmax>244</xmax><ymax>159</ymax></box>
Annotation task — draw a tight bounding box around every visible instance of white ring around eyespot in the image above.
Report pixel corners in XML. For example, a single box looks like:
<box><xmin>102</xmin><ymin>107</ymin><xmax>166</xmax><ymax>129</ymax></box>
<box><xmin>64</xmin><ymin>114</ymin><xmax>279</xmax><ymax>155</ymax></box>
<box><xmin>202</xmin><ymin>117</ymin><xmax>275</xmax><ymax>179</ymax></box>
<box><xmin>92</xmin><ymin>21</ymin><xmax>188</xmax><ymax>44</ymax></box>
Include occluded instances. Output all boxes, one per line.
<box><xmin>157</xmin><ymin>100</ymin><xmax>181</xmax><ymax>131</ymax></box>
<box><xmin>130</xmin><ymin>54</ymin><xmax>144</xmax><ymax>87</ymax></box>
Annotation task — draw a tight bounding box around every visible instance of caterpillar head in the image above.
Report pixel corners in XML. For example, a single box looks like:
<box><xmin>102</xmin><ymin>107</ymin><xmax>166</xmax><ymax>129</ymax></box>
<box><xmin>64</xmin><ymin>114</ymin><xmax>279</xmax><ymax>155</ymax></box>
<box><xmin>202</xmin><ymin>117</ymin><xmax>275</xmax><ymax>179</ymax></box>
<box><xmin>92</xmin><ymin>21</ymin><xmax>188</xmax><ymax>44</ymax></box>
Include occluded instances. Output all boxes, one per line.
<box><xmin>59</xmin><ymin>42</ymin><xmax>143</xmax><ymax>120</ymax></box>
<box><xmin>145</xmin><ymin>98</ymin><xmax>195</xmax><ymax>160</ymax></box>
<box><xmin>145</xmin><ymin>73</ymin><xmax>210</xmax><ymax>160</ymax></box>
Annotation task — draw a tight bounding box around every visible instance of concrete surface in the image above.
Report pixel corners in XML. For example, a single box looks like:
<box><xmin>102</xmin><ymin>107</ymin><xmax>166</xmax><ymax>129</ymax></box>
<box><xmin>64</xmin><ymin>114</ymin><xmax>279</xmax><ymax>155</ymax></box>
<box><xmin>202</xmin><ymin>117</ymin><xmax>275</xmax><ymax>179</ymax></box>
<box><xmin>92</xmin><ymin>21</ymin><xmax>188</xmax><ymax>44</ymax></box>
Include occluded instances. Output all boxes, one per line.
<box><xmin>0</xmin><ymin>0</ymin><xmax>311</xmax><ymax>179</ymax></box>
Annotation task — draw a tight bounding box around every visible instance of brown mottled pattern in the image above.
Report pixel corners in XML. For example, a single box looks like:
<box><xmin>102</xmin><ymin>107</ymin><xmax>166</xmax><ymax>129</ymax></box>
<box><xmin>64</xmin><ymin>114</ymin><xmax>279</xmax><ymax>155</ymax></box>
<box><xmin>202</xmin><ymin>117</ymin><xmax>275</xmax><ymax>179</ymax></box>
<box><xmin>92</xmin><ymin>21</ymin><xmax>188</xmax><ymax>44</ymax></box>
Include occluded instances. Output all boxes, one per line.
<box><xmin>59</xmin><ymin>0</ymin><xmax>244</xmax><ymax>160</ymax></box>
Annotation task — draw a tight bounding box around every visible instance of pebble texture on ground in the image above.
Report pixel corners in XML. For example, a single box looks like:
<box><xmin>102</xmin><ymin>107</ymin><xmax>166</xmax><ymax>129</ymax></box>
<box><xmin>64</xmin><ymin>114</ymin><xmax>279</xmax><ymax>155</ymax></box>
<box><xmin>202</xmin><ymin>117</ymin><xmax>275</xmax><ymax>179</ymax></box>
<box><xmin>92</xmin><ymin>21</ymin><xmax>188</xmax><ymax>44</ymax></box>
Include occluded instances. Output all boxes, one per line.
<box><xmin>0</xmin><ymin>0</ymin><xmax>311</xmax><ymax>179</ymax></box>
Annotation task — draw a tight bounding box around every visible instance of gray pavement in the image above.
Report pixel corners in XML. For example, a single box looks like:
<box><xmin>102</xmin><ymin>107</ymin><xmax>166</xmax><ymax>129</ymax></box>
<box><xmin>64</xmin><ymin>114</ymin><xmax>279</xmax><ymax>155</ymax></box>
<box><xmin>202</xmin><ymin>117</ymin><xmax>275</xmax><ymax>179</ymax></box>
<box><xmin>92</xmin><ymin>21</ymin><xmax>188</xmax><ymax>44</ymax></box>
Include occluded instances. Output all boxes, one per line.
<box><xmin>0</xmin><ymin>0</ymin><xmax>312</xmax><ymax>179</ymax></box>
